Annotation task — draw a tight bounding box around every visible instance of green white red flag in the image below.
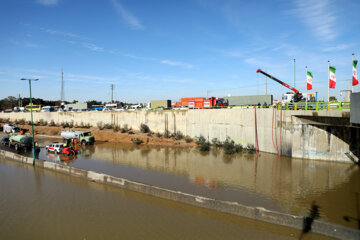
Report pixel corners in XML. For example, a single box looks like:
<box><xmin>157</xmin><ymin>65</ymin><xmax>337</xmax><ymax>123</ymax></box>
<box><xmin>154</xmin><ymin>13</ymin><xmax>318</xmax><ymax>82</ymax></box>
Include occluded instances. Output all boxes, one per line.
<box><xmin>306</xmin><ymin>71</ymin><xmax>313</xmax><ymax>90</ymax></box>
<box><xmin>329</xmin><ymin>66</ymin><xmax>336</xmax><ymax>88</ymax></box>
<box><xmin>353</xmin><ymin>60</ymin><xmax>358</xmax><ymax>86</ymax></box>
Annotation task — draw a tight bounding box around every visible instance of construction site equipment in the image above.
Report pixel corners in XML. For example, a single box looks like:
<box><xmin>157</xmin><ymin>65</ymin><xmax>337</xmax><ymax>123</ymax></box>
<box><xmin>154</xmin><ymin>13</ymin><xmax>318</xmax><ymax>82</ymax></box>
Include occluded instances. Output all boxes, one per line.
<box><xmin>8</xmin><ymin>134</ymin><xmax>33</xmax><ymax>151</ymax></box>
<box><xmin>61</xmin><ymin>130</ymin><xmax>95</xmax><ymax>145</ymax></box>
<box><xmin>256</xmin><ymin>69</ymin><xmax>303</xmax><ymax>102</ymax></box>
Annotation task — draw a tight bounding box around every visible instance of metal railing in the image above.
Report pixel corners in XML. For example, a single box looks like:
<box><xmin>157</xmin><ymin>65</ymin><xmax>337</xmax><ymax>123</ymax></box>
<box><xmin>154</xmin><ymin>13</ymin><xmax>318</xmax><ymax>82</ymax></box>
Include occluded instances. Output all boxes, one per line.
<box><xmin>276</xmin><ymin>102</ymin><xmax>350</xmax><ymax>111</ymax></box>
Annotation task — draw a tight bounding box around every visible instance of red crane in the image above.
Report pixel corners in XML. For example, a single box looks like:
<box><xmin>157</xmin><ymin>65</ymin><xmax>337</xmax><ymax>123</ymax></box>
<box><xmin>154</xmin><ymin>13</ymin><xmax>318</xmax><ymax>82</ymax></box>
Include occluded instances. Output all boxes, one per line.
<box><xmin>256</xmin><ymin>69</ymin><xmax>303</xmax><ymax>102</ymax></box>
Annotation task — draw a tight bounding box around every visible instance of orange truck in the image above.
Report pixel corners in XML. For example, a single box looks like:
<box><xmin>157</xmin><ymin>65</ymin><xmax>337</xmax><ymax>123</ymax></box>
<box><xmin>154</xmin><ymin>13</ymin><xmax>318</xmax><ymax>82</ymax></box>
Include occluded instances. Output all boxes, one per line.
<box><xmin>173</xmin><ymin>97</ymin><xmax>228</xmax><ymax>108</ymax></box>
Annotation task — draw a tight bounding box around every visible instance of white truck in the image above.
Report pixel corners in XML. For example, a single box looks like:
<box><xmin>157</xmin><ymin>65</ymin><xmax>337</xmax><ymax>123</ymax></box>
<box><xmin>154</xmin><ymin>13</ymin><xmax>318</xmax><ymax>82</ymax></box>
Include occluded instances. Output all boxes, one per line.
<box><xmin>3</xmin><ymin>124</ymin><xmax>21</xmax><ymax>134</ymax></box>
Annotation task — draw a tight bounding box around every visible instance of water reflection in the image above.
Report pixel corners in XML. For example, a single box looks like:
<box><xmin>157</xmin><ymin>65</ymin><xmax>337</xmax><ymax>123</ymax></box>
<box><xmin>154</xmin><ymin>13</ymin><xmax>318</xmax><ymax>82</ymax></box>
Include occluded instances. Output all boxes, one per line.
<box><xmin>25</xmin><ymin>137</ymin><xmax>360</xmax><ymax>228</ymax></box>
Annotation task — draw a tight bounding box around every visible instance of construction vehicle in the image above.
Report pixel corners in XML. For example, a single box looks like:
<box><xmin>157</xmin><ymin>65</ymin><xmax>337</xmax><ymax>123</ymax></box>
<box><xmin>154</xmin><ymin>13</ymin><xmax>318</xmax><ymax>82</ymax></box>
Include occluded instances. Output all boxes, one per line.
<box><xmin>173</xmin><ymin>97</ymin><xmax>229</xmax><ymax>108</ymax></box>
<box><xmin>61</xmin><ymin>130</ymin><xmax>95</xmax><ymax>145</ymax></box>
<box><xmin>8</xmin><ymin>134</ymin><xmax>33</xmax><ymax>151</ymax></box>
<box><xmin>256</xmin><ymin>69</ymin><xmax>304</xmax><ymax>102</ymax></box>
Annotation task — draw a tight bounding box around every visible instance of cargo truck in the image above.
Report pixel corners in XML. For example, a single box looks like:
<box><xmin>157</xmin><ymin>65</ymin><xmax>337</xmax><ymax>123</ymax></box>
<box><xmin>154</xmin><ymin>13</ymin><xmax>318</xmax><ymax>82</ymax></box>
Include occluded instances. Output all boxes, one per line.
<box><xmin>8</xmin><ymin>134</ymin><xmax>33</xmax><ymax>151</ymax></box>
<box><xmin>61</xmin><ymin>130</ymin><xmax>95</xmax><ymax>145</ymax></box>
<box><xmin>173</xmin><ymin>97</ymin><xmax>228</xmax><ymax>108</ymax></box>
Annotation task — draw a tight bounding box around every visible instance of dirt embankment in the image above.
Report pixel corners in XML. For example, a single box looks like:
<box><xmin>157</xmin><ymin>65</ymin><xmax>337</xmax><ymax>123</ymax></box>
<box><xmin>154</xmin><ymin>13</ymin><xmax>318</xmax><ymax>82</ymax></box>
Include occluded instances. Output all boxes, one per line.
<box><xmin>17</xmin><ymin>124</ymin><xmax>196</xmax><ymax>147</ymax></box>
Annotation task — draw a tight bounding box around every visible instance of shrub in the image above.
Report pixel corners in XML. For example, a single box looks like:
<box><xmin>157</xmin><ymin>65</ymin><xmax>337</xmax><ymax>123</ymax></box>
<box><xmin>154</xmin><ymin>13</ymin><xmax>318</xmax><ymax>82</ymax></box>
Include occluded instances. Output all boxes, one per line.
<box><xmin>246</xmin><ymin>144</ymin><xmax>256</xmax><ymax>153</ymax></box>
<box><xmin>61</xmin><ymin>122</ymin><xmax>70</xmax><ymax>128</ymax></box>
<box><xmin>39</xmin><ymin>119</ymin><xmax>47</xmax><ymax>126</ymax></box>
<box><xmin>164</xmin><ymin>130</ymin><xmax>170</xmax><ymax>138</ymax></box>
<box><xmin>131</xmin><ymin>138</ymin><xmax>143</xmax><ymax>145</ymax></box>
<box><xmin>113</xmin><ymin>125</ymin><xmax>120</xmax><ymax>132</ymax></box>
<box><xmin>49</xmin><ymin>120</ymin><xmax>56</xmax><ymax>126</ymax></box>
<box><xmin>175</xmin><ymin>131</ymin><xmax>183</xmax><ymax>140</ymax></box>
<box><xmin>194</xmin><ymin>135</ymin><xmax>206</xmax><ymax>145</ymax></box>
<box><xmin>223</xmin><ymin>137</ymin><xmax>243</xmax><ymax>154</ymax></box>
<box><xmin>140</xmin><ymin>123</ymin><xmax>150</xmax><ymax>133</ymax></box>
<box><xmin>211</xmin><ymin>138</ymin><xmax>222</xmax><ymax>147</ymax></box>
<box><xmin>184</xmin><ymin>136</ymin><xmax>193</xmax><ymax>143</ymax></box>
<box><xmin>156</xmin><ymin>132</ymin><xmax>162</xmax><ymax>138</ymax></box>
<box><xmin>104</xmin><ymin>123</ymin><xmax>113</xmax><ymax>129</ymax></box>
<box><xmin>199</xmin><ymin>141</ymin><xmax>211</xmax><ymax>152</ymax></box>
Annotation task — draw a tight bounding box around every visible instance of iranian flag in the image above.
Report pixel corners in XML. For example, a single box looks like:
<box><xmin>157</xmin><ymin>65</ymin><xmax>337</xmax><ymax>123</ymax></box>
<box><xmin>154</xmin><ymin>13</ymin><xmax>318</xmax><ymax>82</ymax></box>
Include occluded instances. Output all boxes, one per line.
<box><xmin>353</xmin><ymin>60</ymin><xmax>358</xmax><ymax>86</ymax></box>
<box><xmin>306</xmin><ymin>71</ymin><xmax>313</xmax><ymax>90</ymax></box>
<box><xmin>329</xmin><ymin>66</ymin><xmax>336</xmax><ymax>88</ymax></box>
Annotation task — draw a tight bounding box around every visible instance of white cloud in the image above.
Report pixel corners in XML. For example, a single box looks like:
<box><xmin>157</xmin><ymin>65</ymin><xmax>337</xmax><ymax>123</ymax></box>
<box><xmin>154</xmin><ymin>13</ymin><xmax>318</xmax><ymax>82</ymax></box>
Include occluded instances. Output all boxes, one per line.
<box><xmin>40</xmin><ymin>27</ymin><xmax>89</xmax><ymax>40</ymax></box>
<box><xmin>322</xmin><ymin>44</ymin><xmax>353</xmax><ymax>52</ymax></box>
<box><xmin>291</xmin><ymin>0</ymin><xmax>337</xmax><ymax>41</ymax></box>
<box><xmin>37</xmin><ymin>0</ymin><xmax>59</xmax><ymax>5</ymax></box>
<box><xmin>160</xmin><ymin>60</ymin><xmax>193</xmax><ymax>69</ymax></box>
<box><xmin>24</xmin><ymin>42</ymin><xmax>45</xmax><ymax>48</ymax></box>
<box><xmin>110</xmin><ymin>0</ymin><xmax>144</xmax><ymax>30</ymax></box>
<box><xmin>82</xmin><ymin>43</ymin><xmax>104</xmax><ymax>52</ymax></box>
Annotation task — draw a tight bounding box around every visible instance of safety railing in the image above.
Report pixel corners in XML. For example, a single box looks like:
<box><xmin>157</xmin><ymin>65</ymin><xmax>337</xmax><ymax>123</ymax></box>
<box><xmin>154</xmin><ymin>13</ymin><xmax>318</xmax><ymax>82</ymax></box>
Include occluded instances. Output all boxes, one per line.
<box><xmin>276</xmin><ymin>102</ymin><xmax>350</xmax><ymax>111</ymax></box>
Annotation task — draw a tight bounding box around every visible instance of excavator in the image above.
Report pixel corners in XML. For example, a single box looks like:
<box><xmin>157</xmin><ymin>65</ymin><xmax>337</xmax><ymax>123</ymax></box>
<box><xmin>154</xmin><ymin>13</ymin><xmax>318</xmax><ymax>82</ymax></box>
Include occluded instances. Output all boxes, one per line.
<box><xmin>256</xmin><ymin>69</ymin><xmax>304</xmax><ymax>102</ymax></box>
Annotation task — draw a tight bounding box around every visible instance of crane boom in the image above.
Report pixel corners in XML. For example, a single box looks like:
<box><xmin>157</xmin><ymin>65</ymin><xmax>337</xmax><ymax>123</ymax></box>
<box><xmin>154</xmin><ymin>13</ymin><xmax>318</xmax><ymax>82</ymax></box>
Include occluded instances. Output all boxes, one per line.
<box><xmin>256</xmin><ymin>69</ymin><xmax>299</xmax><ymax>94</ymax></box>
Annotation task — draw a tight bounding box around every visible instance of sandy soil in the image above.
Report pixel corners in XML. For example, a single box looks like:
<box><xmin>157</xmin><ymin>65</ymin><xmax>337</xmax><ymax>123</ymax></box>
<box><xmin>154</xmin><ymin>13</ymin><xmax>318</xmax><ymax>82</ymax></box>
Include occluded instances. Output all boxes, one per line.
<box><xmin>16</xmin><ymin>124</ymin><xmax>196</xmax><ymax>147</ymax></box>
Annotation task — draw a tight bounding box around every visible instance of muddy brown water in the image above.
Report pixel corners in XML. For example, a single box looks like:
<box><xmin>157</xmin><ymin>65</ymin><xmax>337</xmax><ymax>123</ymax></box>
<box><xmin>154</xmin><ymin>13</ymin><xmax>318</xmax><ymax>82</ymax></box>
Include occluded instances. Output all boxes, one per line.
<box><xmin>3</xmin><ymin>134</ymin><xmax>360</xmax><ymax>230</ymax></box>
<box><xmin>0</xmin><ymin>158</ymin><xmax>335</xmax><ymax>240</ymax></box>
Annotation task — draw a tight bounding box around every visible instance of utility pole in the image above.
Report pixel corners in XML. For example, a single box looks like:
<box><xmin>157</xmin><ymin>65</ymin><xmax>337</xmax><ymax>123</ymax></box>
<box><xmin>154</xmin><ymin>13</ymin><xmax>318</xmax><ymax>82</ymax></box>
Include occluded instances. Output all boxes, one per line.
<box><xmin>61</xmin><ymin>70</ymin><xmax>65</xmax><ymax>102</ymax></box>
<box><xmin>352</xmin><ymin>53</ymin><xmax>355</xmax><ymax>93</ymax></box>
<box><xmin>328</xmin><ymin>60</ymin><xmax>330</xmax><ymax>103</ymax></box>
<box><xmin>294</xmin><ymin>59</ymin><xmax>296</xmax><ymax>88</ymax></box>
<box><xmin>18</xmin><ymin>94</ymin><xmax>22</xmax><ymax>107</ymax></box>
<box><xmin>110</xmin><ymin>84</ymin><xmax>114</xmax><ymax>103</ymax></box>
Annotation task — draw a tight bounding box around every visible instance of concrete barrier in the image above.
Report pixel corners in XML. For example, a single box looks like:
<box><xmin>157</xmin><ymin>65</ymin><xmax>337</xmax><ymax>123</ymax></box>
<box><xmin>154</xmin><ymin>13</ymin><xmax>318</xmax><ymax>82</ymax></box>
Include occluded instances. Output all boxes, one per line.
<box><xmin>0</xmin><ymin>149</ymin><xmax>359</xmax><ymax>239</ymax></box>
<box><xmin>0</xmin><ymin>108</ymin><xmax>356</xmax><ymax>162</ymax></box>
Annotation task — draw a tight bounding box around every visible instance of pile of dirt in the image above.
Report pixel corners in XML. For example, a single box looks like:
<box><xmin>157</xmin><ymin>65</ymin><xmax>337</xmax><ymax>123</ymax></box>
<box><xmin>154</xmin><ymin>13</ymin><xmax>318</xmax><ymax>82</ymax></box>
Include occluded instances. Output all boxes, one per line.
<box><xmin>17</xmin><ymin>124</ymin><xmax>195</xmax><ymax>147</ymax></box>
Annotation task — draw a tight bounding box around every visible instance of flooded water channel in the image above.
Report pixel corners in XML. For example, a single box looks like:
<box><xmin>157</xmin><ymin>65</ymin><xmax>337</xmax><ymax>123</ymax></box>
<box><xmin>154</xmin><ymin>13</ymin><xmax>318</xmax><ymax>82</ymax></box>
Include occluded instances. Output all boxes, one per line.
<box><xmin>11</xmin><ymin>135</ymin><xmax>360</xmax><ymax>229</ymax></box>
<box><xmin>0</xmin><ymin>159</ymin><xmax>334</xmax><ymax>240</ymax></box>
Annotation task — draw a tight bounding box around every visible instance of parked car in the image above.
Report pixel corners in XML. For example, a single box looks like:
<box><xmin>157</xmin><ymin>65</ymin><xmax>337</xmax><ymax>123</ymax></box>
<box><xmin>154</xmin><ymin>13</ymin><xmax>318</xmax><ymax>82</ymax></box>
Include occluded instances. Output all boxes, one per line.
<box><xmin>62</xmin><ymin>147</ymin><xmax>78</xmax><ymax>156</ymax></box>
<box><xmin>46</xmin><ymin>143</ymin><xmax>65</xmax><ymax>153</ymax></box>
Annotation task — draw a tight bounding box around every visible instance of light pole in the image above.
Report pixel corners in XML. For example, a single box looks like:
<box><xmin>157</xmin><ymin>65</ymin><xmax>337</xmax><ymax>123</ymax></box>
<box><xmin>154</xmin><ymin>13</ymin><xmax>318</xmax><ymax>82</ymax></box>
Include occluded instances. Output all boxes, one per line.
<box><xmin>20</xmin><ymin>78</ymin><xmax>39</xmax><ymax>166</ymax></box>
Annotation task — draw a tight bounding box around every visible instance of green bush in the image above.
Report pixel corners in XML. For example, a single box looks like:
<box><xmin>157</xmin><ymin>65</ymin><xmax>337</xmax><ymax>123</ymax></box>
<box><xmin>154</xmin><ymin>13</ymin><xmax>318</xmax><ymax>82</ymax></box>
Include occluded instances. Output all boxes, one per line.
<box><xmin>184</xmin><ymin>136</ymin><xmax>193</xmax><ymax>143</ymax></box>
<box><xmin>211</xmin><ymin>138</ymin><xmax>222</xmax><ymax>147</ymax></box>
<box><xmin>131</xmin><ymin>138</ymin><xmax>143</xmax><ymax>145</ymax></box>
<box><xmin>199</xmin><ymin>141</ymin><xmax>211</xmax><ymax>152</ymax></box>
<box><xmin>245</xmin><ymin>143</ymin><xmax>256</xmax><ymax>153</ymax></box>
<box><xmin>156</xmin><ymin>132</ymin><xmax>162</xmax><ymax>138</ymax></box>
<box><xmin>223</xmin><ymin>137</ymin><xmax>242</xmax><ymax>154</ymax></box>
<box><xmin>175</xmin><ymin>131</ymin><xmax>183</xmax><ymax>140</ymax></box>
<box><xmin>195</xmin><ymin>135</ymin><xmax>206</xmax><ymax>145</ymax></box>
<box><xmin>140</xmin><ymin>123</ymin><xmax>150</xmax><ymax>133</ymax></box>
<box><xmin>49</xmin><ymin>120</ymin><xmax>56</xmax><ymax>126</ymax></box>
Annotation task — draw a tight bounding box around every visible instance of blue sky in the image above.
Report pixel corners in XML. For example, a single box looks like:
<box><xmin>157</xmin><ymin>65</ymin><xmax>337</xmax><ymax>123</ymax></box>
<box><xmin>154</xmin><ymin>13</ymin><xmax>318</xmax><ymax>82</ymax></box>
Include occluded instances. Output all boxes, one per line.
<box><xmin>1</xmin><ymin>0</ymin><xmax>359</xmax><ymax>103</ymax></box>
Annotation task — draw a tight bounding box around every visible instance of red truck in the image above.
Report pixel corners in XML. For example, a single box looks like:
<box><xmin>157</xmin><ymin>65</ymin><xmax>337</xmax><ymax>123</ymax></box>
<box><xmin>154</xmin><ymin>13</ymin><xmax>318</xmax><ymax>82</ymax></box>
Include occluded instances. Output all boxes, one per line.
<box><xmin>173</xmin><ymin>97</ymin><xmax>228</xmax><ymax>108</ymax></box>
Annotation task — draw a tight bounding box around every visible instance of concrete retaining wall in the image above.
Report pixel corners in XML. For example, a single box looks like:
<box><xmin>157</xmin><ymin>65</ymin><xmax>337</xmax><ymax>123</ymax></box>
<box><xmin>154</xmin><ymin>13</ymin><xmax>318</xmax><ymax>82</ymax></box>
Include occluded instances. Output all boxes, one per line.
<box><xmin>0</xmin><ymin>108</ymin><xmax>356</xmax><ymax>162</ymax></box>
<box><xmin>0</xmin><ymin>149</ymin><xmax>359</xmax><ymax>239</ymax></box>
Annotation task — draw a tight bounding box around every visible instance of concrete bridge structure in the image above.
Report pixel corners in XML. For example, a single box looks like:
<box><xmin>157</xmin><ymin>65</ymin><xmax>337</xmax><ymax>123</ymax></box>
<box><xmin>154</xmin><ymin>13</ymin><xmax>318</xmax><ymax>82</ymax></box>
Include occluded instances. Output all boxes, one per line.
<box><xmin>0</xmin><ymin>107</ymin><xmax>358</xmax><ymax>163</ymax></box>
